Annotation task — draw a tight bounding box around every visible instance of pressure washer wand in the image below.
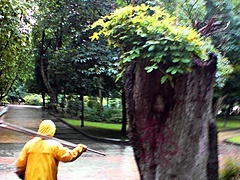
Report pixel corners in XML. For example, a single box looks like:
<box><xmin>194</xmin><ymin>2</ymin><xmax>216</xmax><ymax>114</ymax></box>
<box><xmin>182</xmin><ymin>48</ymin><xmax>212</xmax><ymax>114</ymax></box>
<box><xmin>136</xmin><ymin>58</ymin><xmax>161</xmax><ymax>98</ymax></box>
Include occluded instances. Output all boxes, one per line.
<box><xmin>0</xmin><ymin>121</ymin><xmax>106</xmax><ymax>156</ymax></box>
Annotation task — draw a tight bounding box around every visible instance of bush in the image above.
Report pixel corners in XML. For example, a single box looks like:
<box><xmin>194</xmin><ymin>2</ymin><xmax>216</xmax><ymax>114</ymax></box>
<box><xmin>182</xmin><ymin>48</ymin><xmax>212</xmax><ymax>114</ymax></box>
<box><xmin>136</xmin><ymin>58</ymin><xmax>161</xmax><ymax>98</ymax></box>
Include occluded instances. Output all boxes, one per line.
<box><xmin>66</xmin><ymin>96</ymin><xmax>82</xmax><ymax>118</ymax></box>
<box><xmin>103</xmin><ymin>107</ymin><xmax>122</xmax><ymax>123</ymax></box>
<box><xmin>24</xmin><ymin>94</ymin><xmax>42</xmax><ymax>105</ymax></box>
<box><xmin>84</xmin><ymin>106</ymin><xmax>102</xmax><ymax>122</ymax></box>
<box><xmin>63</xmin><ymin>96</ymin><xmax>122</xmax><ymax>123</ymax></box>
<box><xmin>0</xmin><ymin>97</ymin><xmax>10</xmax><ymax>105</ymax></box>
<box><xmin>83</xmin><ymin>98</ymin><xmax>102</xmax><ymax>121</ymax></box>
<box><xmin>219</xmin><ymin>157</ymin><xmax>240</xmax><ymax>180</ymax></box>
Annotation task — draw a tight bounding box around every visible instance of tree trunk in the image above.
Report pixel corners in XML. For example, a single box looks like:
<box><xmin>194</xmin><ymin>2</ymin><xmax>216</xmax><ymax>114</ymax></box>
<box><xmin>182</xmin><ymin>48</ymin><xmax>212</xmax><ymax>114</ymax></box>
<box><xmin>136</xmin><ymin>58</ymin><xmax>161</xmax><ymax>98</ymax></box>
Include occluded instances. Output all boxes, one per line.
<box><xmin>41</xmin><ymin>92</ymin><xmax>45</xmax><ymax>107</ymax></box>
<box><xmin>80</xmin><ymin>95</ymin><xmax>84</xmax><ymax>127</ymax></box>
<box><xmin>121</xmin><ymin>87</ymin><xmax>127</xmax><ymax>136</ymax></box>
<box><xmin>39</xmin><ymin>30</ymin><xmax>57</xmax><ymax>111</ymax></box>
<box><xmin>123</xmin><ymin>55</ymin><xmax>218</xmax><ymax>179</ymax></box>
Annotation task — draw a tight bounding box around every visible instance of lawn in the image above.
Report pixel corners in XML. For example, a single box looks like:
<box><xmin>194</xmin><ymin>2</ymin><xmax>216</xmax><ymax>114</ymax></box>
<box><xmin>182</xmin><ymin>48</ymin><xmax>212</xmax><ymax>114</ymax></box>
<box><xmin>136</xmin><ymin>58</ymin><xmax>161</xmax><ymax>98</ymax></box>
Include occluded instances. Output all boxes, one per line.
<box><xmin>62</xmin><ymin>116</ymin><xmax>240</xmax><ymax>140</ymax></box>
<box><xmin>225</xmin><ymin>136</ymin><xmax>240</xmax><ymax>145</ymax></box>
<box><xmin>62</xmin><ymin>118</ymin><xmax>128</xmax><ymax>140</ymax></box>
<box><xmin>217</xmin><ymin>116</ymin><xmax>240</xmax><ymax>145</ymax></box>
<box><xmin>216</xmin><ymin>116</ymin><xmax>240</xmax><ymax>131</ymax></box>
<box><xmin>63</xmin><ymin>118</ymin><xmax>123</xmax><ymax>130</ymax></box>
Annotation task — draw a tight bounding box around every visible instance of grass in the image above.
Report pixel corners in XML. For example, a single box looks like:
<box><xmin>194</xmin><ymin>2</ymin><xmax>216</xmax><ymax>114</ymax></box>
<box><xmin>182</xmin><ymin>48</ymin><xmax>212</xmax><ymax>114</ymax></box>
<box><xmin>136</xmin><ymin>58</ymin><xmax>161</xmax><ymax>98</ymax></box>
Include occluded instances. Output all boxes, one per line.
<box><xmin>225</xmin><ymin>136</ymin><xmax>240</xmax><ymax>145</ymax></box>
<box><xmin>62</xmin><ymin>118</ymin><xmax>128</xmax><ymax>140</ymax></box>
<box><xmin>217</xmin><ymin>116</ymin><xmax>240</xmax><ymax>145</ymax></box>
<box><xmin>217</xmin><ymin>116</ymin><xmax>240</xmax><ymax>131</ymax></box>
<box><xmin>64</xmin><ymin>119</ymin><xmax>122</xmax><ymax>130</ymax></box>
<box><xmin>62</xmin><ymin>116</ymin><xmax>240</xmax><ymax>140</ymax></box>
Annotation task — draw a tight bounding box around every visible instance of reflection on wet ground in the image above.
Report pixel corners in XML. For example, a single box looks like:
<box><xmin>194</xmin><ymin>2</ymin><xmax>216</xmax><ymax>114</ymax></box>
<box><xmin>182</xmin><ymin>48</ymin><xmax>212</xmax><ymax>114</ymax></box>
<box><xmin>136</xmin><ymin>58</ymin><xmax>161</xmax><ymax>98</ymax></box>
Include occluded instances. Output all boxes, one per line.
<box><xmin>0</xmin><ymin>105</ymin><xmax>140</xmax><ymax>180</ymax></box>
<box><xmin>4</xmin><ymin>105</ymin><xmax>240</xmax><ymax>179</ymax></box>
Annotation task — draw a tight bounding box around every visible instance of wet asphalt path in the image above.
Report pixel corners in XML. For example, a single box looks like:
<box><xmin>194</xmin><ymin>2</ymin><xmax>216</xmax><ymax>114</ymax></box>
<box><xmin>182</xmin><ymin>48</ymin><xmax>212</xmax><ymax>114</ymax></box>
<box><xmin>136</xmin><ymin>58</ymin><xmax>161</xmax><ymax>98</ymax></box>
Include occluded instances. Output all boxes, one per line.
<box><xmin>2</xmin><ymin>105</ymin><xmax>240</xmax><ymax>179</ymax></box>
<box><xmin>0</xmin><ymin>105</ymin><xmax>139</xmax><ymax>180</ymax></box>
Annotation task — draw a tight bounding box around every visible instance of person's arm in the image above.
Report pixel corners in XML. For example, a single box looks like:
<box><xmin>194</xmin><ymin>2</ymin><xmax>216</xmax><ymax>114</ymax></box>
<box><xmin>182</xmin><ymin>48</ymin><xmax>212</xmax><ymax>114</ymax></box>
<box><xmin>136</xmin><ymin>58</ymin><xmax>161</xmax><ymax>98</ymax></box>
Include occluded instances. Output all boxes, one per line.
<box><xmin>15</xmin><ymin>145</ymin><xmax>28</xmax><ymax>179</ymax></box>
<box><xmin>55</xmin><ymin>143</ymin><xmax>87</xmax><ymax>162</ymax></box>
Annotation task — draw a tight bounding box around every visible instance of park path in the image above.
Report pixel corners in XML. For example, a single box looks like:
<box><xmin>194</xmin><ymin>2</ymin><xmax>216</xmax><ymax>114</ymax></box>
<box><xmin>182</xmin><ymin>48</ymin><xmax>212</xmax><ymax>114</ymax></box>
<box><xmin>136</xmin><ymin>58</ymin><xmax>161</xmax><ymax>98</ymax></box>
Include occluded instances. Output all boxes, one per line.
<box><xmin>0</xmin><ymin>105</ymin><xmax>139</xmax><ymax>180</ymax></box>
<box><xmin>1</xmin><ymin>105</ymin><xmax>240</xmax><ymax>179</ymax></box>
<box><xmin>218</xmin><ymin>129</ymin><xmax>240</xmax><ymax>169</ymax></box>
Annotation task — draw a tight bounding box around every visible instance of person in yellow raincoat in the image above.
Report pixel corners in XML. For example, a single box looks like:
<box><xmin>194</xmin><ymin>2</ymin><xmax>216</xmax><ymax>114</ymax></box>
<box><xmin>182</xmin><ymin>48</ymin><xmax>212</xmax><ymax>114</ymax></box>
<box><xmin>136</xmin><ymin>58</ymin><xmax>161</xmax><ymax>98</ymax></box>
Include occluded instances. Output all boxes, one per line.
<box><xmin>15</xmin><ymin>119</ymin><xmax>87</xmax><ymax>180</ymax></box>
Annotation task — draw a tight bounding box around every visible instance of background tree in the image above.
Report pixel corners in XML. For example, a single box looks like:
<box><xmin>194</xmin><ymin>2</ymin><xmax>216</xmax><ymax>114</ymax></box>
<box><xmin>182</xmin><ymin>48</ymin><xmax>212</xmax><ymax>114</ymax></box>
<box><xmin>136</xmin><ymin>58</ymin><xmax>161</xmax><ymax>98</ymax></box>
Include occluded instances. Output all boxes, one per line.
<box><xmin>91</xmin><ymin>4</ymin><xmax>219</xmax><ymax>179</ymax></box>
<box><xmin>0</xmin><ymin>0</ymin><xmax>34</xmax><ymax>101</ymax></box>
<box><xmin>32</xmin><ymin>0</ymin><xmax>119</xmax><ymax>111</ymax></box>
<box><xmin>209</xmin><ymin>0</ymin><xmax>240</xmax><ymax>116</ymax></box>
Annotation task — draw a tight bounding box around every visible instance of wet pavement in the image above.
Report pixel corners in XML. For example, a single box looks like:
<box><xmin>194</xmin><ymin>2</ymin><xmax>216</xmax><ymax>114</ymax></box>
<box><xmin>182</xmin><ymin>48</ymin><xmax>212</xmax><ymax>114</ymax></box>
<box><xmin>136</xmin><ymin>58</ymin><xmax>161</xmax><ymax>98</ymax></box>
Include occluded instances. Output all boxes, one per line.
<box><xmin>2</xmin><ymin>105</ymin><xmax>240</xmax><ymax>179</ymax></box>
<box><xmin>0</xmin><ymin>105</ymin><xmax>140</xmax><ymax>180</ymax></box>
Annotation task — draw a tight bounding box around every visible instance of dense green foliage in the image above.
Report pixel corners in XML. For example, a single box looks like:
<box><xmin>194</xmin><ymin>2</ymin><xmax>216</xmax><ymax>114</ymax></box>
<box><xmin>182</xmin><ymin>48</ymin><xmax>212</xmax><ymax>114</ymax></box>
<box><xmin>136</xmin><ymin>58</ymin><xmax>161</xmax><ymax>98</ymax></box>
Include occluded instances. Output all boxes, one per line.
<box><xmin>23</xmin><ymin>94</ymin><xmax>43</xmax><ymax>105</ymax></box>
<box><xmin>0</xmin><ymin>0</ymin><xmax>34</xmax><ymax>100</ymax></box>
<box><xmin>91</xmin><ymin>4</ymin><xmax>215</xmax><ymax>84</ymax></box>
<box><xmin>32</xmin><ymin>0</ymin><xmax>120</xmax><ymax>103</ymax></box>
<box><xmin>0</xmin><ymin>0</ymin><xmax>239</xmax><ymax>115</ymax></box>
<box><xmin>208</xmin><ymin>0</ymin><xmax>240</xmax><ymax>113</ymax></box>
<box><xmin>206</xmin><ymin>0</ymin><xmax>239</xmax><ymax>64</ymax></box>
<box><xmin>64</xmin><ymin>96</ymin><xmax>122</xmax><ymax>123</ymax></box>
<box><xmin>111</xmin><ymin>1</ymin><xmax>238</xmax><ymax>109</ymax></box>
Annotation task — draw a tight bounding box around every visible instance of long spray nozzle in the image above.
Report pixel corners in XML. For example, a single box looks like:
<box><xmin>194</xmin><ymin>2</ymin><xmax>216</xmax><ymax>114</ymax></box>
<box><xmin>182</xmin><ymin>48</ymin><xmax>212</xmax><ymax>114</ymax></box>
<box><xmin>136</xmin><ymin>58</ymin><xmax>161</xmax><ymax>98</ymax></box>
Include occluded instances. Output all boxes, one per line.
<box><xmin>0</xmin><ymin>121</ymin><xmax>106</xmax><ymax>156</ymax></box>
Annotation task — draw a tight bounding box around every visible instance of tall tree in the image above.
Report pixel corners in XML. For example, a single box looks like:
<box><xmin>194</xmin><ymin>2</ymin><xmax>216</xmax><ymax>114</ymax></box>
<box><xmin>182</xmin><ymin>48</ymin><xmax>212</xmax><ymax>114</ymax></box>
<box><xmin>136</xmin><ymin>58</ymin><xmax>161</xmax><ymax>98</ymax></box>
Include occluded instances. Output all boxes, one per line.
<box><xmin>32</xmin><ymin>0</ymin><xmax>118</xmax><ymax>110</ymax></box>
<box><xmin>91</xmin><ymin>4</ymin><xmax>219</xmax><ymax>179</ymax></box>
<box><xmin>0</xmin><ymin>0</ymin><xmax>34</xmax><ymax>101</ymax></box>
<box><xmin>207</xmin><ymin>0</ymin><xmax>240</xmax><ymax>111</ymax></box>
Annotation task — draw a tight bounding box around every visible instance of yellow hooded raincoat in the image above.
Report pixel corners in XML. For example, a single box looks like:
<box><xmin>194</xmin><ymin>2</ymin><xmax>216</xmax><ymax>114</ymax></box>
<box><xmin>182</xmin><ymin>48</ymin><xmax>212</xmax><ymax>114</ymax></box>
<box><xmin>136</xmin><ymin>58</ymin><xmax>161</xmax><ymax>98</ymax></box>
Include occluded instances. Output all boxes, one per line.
<box><xmin>16</xmin><ymin>120</ymin><xmax>85</xmax><ymax>180</ymax></box>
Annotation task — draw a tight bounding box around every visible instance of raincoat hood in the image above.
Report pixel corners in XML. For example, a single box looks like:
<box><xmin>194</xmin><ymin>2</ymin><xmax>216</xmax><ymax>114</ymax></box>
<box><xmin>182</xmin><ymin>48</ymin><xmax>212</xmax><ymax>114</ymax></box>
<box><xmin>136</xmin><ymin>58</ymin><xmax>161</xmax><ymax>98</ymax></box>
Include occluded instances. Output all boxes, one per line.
<box><xmin>37</xmin><ymin>120</ymin><xmax>56</xmax><ymax>137</ymax></box>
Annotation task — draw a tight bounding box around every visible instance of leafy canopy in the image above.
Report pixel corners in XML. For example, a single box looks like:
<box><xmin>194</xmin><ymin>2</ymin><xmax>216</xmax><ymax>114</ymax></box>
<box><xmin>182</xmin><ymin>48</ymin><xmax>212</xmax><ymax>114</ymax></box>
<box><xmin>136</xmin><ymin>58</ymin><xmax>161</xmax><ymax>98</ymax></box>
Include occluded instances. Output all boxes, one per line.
<box><xmin>0</xmin><ymin>0</ymin><xmax>33</xmax><ymax>98</ymax></box>
<box><xmin>90</xmin><ymin>4</ymin><xmax>215</xmax><ymax>83</ymax></box>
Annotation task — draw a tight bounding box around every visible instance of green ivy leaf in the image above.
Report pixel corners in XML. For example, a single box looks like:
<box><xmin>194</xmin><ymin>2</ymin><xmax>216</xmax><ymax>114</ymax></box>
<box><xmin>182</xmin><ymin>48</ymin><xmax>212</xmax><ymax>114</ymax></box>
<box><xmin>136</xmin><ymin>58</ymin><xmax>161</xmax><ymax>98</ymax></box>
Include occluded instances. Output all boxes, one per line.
<box><xmin>122</xmin><ymin>56</ymin><xmax>131</xmax><ymax>63</ymax></box>
<box><xmin>171</xmin><ymin>69</ymin><xmax>177</xmax><ymax>75</ymax></box>
<box><xmin>140</xmin><ymin>33</ymin><xmax>148</xmax><ymax>37</ymax></box>
<box><xmin>161</xmin><ymin>75</ymin><xmax>168</xmax><ymax>84</ymax></box>
<box><xmin>166</xmin><ymin>67</ymin><xmax>174</xmax><ymax>73</ymax></box>
<box><xmin>148</xmin><ymin>45</ymin><xmax>155</xmax><ymax>51</ymax></box>
<box><xmin>164</xmin><ymin>46</ymin><xmax>169</xmax><ymax>51</ymax></box>
<box><xmin>143</xmin><ymin>53</ymin><xmax>152</xmax><ymax>58</ymax></box>
<box><xmin>146</xmin><ymin>40</ymin><xmax>160</xmax><ymax>45</ymax></box>
<box><xmin>172</xmin><ymin>58</ymin><xmax>180</xmax><ymax>63</ymax></box>
<box><xmin>115</xmin><ymin>70</ymin><xmax>125</xmax><ymax>82</ymax></box>
<box><xmin>181</xmin><ymin>59</ymin><xmax>191</xmax><ymax>63</ymax></box>
<box><xmin>186</xmin><ymin>45</ymin><xmax>194</xmax><ymax>52</ymax></box>
<box><xmin>145</xmin><ymin>63</ymin><xmax>158</xmax><ymax>73</ymax></box>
